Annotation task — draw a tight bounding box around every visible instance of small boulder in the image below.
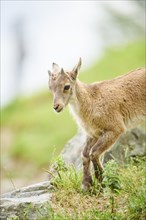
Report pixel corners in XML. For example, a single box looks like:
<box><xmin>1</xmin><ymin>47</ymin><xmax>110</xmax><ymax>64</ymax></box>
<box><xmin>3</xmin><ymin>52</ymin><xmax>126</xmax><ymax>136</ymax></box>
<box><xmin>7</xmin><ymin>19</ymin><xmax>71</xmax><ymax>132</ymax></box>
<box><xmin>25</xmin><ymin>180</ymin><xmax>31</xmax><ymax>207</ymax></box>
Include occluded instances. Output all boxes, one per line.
<box><xmin>0</xmin><ymin>181</ymin><xmax>52</xmax><ymax>219</ymax></box>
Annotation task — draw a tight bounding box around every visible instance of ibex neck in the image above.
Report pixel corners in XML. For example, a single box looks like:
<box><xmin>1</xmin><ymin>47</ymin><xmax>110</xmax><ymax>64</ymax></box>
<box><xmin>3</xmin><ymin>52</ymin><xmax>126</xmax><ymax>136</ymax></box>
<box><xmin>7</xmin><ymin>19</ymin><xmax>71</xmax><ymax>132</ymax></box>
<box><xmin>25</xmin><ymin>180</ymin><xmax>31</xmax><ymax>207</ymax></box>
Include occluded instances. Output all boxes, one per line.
<box><xmin>70</xmin><ymin>80</ymin><xmax>89</xmax><ymax>108</ymax></box>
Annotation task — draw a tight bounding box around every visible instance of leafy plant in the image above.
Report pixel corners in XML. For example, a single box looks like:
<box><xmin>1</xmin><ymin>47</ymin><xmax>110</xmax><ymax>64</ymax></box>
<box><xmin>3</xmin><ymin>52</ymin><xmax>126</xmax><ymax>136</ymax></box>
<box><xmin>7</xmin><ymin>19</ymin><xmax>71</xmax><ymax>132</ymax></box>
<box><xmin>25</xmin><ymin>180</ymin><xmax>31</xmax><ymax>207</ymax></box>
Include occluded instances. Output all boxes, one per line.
<box><xmin>102</xmin><ymin>160</ymin><xmax>122</xmax><ymax>215</ymax></box>
<box><xmin>102</xmin><ymin>159</ymin><xmax>122</xmax><ymax>194</ymax></box>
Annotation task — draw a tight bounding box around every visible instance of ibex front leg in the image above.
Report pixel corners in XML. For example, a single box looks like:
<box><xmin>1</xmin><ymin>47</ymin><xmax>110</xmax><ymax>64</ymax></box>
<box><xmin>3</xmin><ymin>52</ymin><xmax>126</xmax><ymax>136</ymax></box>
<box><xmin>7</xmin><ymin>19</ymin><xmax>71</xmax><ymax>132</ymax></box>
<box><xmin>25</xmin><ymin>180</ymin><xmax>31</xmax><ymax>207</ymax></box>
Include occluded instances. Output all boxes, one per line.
<box><xmin>90</xmin><ymin>129</ymin><xmax>124</xmax><ymax>182</ymax></box>
<box><xmin>82</xmin><ymin>137</ymin><xmax>97</xmax><ymax>191</ymax></box>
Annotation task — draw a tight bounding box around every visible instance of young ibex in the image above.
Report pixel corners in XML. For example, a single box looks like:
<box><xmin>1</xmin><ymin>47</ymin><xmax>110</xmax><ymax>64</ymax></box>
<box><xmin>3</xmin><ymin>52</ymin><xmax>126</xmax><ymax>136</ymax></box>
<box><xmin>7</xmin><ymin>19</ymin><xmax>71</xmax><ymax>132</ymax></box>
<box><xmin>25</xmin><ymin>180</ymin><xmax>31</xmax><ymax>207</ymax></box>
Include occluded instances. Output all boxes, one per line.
<box><xmin>48</xmin><ymin>58</ymin><xmax>146</xmax><ymax>191</ymax></box>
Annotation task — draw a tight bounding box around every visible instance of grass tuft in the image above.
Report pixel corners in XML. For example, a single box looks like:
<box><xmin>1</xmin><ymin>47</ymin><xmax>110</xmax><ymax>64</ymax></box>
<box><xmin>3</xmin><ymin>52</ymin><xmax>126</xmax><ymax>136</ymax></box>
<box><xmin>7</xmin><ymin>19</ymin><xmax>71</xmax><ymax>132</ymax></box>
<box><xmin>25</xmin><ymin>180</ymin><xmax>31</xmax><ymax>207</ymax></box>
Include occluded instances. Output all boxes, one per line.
<box><xmin>46</xmin><ymin>156</ymin><xmax>146</xmax><ymax>220</ymax></box>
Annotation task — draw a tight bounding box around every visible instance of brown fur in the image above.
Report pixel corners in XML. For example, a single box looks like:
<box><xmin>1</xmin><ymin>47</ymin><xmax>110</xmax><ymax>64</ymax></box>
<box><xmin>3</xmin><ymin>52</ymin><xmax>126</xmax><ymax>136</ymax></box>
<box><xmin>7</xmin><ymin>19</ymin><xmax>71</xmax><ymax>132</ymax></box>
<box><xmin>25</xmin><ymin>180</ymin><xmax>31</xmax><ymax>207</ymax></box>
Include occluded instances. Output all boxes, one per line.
<box><xmin>48</xmin><ymin>58</ymin><xmax>146</xmax><ymax>190</ymax></box>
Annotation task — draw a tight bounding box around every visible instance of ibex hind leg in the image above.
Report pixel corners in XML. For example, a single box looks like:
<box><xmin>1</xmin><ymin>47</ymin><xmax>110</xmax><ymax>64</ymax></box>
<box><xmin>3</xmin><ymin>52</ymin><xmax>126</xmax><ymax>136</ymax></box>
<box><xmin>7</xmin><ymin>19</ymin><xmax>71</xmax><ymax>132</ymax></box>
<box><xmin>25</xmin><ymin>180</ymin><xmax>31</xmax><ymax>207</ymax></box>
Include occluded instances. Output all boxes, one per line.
<box><xmin>90</xmin><ymin>129</ymin><xmax>124</xmax><ymax>182</ymax></box>
<box><xmin>92</xmin><ymin>157</ymin><xmax>104</xmax><ymax>183</ymax></box>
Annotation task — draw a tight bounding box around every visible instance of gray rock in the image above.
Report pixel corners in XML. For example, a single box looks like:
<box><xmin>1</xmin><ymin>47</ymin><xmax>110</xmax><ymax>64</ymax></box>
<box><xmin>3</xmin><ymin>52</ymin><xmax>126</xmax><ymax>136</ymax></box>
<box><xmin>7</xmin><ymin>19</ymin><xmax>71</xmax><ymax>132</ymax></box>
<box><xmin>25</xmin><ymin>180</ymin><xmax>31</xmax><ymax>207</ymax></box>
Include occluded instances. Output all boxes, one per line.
<box><xmin>61</xmin><ymin>130</ymin><xmax>86</xmax><ymax>169</ymax></box>
<box><xmin>103</xmin><ymin>127</ymin><xmax>146</xmax><ymax>163</ymax></box>
<box><xmin>0</xmin><ymin>181</ymin><xmax>52</xmax><ymax>220</ymax></box>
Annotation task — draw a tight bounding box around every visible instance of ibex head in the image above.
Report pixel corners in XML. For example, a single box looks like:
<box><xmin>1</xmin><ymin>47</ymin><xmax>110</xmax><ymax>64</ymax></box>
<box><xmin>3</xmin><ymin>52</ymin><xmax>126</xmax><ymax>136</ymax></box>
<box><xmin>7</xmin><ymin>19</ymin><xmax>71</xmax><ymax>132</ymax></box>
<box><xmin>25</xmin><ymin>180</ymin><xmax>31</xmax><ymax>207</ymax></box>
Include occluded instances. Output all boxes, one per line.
<box><xmin>48</xmin><ymin>58</ymin><xmax>82</xmax><ymax>113</ymax></box>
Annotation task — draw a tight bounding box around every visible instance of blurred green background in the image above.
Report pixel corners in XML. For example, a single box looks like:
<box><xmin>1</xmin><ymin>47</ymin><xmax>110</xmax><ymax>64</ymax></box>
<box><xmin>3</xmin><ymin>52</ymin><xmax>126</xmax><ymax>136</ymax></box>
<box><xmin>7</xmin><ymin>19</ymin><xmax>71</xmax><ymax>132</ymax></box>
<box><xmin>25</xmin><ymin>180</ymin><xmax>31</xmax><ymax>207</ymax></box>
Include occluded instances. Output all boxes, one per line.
<box><xmin>1</xmin><ymin>1</ymin><xmax>145</xmax><ymax>193</ymax></box>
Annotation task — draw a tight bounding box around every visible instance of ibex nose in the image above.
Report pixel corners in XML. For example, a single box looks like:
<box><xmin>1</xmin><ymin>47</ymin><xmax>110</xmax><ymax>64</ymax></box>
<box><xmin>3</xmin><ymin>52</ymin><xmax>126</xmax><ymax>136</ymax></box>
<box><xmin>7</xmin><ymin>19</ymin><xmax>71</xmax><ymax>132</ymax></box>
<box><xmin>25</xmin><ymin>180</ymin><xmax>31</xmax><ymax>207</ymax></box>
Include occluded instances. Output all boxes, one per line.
<box><xmin>53</xmin><ymin>104</ymin><xmax>60</xmax><ymax>111</ymax></box>
<box><xmin>53</xmin><ymin>103</ymin><xmax>64</xmax><ymax>112</ymax></box>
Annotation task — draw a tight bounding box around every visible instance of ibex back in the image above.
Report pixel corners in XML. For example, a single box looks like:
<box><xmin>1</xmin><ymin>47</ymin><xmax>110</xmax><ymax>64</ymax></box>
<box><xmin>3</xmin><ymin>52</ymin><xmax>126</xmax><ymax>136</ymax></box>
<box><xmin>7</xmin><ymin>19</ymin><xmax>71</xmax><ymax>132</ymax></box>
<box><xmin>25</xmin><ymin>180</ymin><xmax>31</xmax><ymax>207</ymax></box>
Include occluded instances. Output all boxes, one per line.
<box><xmin>48</xmin><ymin>58</ymin><xmax>146</xmax><ymax>191</ymax></box>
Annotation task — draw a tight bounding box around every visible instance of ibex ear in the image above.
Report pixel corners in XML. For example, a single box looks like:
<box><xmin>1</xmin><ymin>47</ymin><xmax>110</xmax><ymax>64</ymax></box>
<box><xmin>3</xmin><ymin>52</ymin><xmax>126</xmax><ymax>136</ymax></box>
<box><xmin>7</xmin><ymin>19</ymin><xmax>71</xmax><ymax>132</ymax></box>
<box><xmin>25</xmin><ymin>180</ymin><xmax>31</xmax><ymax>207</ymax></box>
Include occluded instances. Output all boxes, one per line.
<box><xmin>48</xmin><ymin>70</ymin><xmax>52</xmax><ymax>76</ymax></box>
<box><xmin>71</xmin><ymin>57</ymin><xmax>82</xmax><ymax>80</ymax></box>
<box><xmin>52</xmin><ymin>62</ymin><xmax>60</xmax><ymax>72</ymax></box>
<box><xmin>60</xmin><ymin>68</ymin><xmax>65</xmax><ymax>74</ymax></box>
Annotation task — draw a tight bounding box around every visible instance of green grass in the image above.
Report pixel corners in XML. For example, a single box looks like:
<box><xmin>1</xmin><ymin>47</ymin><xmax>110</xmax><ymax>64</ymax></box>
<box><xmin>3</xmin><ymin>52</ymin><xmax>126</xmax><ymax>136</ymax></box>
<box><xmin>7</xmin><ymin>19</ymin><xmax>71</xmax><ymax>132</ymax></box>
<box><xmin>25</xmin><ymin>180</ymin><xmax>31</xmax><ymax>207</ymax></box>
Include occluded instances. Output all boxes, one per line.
<box><xmin>36</xmin><ymin>157</ymin><xmax>146</xmax><ymax>220</ymax></box>
<box><xmin>8</xmin><ymin>157</ymin><xmax>146</xmax><ymax>219</ymax></box>
<box><xmin>1</xmin><ymin>39</ymin><xmax>145</xmax><ymax>169</ymax></box>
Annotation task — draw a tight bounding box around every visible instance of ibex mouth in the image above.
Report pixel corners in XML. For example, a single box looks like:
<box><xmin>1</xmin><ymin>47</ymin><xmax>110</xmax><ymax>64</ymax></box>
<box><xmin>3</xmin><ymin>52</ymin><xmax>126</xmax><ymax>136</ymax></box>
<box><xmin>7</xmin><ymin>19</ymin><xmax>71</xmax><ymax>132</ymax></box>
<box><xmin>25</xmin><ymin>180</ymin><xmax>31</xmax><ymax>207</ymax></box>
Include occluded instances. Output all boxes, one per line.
<box><xmin>55</xmin><ymin>107</ymin><xmax>63</xmax><ymax>113</ymax></box>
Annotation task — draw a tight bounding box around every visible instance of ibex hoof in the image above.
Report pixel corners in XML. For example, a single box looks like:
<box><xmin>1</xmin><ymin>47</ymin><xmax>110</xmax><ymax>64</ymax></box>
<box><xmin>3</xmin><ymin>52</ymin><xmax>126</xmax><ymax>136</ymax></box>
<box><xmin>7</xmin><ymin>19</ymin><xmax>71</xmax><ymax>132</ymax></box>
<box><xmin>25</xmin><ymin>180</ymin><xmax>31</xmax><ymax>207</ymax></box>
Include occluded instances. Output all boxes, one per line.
<box><xmin>82</xmin><ymin>177</ymin><xmax>93</xmax><ymax>192</ymax></box>
<box><xmin>81</xmin><ymin>183</ymin><xmax>92</xmax><ymax>192</ymax></box>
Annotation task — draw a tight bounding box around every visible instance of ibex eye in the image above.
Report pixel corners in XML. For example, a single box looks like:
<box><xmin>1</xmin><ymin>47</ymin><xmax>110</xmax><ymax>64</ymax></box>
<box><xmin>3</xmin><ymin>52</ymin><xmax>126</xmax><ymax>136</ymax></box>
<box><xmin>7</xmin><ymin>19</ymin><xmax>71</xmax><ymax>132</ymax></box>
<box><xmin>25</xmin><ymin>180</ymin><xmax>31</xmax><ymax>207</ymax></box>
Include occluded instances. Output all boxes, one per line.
<box><xmin>64</xmin><ymin>85</ymin><xmax>70</xmax><ymax>90</ymax></box>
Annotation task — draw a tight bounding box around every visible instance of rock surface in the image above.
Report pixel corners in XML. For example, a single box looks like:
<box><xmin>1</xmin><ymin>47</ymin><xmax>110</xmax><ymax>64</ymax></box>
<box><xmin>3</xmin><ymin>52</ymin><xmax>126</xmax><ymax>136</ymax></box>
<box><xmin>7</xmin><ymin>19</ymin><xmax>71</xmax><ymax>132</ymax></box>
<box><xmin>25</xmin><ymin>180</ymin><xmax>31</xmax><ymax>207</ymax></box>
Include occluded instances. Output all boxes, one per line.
<box><xmin>0</xmin><ymin>181</ymin><xmax>52</xmax><ymax>219</ymax></box>
<box><xmin>0</xmin><ymin>127</ymin><xmax>145</xmax><ymax>219</ymax></box>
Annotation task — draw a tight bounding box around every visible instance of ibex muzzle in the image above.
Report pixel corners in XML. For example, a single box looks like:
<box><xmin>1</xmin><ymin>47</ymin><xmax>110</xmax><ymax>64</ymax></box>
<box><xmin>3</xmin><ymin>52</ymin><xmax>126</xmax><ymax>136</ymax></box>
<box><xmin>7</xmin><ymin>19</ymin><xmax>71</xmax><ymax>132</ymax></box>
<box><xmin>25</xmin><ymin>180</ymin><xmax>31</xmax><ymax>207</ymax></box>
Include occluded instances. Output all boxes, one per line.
<box><xmin>53</xmin><ymin>99</ymin><xmax>64</xmax><ymax>113</ymax></box>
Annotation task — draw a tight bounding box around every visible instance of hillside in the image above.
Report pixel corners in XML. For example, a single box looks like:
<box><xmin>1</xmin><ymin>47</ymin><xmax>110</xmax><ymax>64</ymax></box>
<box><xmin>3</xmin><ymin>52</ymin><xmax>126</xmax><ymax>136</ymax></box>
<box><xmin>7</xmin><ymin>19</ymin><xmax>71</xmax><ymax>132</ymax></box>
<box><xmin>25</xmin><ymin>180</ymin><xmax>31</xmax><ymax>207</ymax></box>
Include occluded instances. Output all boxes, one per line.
<box><xmin>1</xmin><ymin>39</ymin><xmax>145</xmax><ymax>193</ymax></box>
